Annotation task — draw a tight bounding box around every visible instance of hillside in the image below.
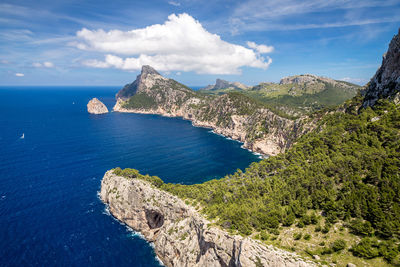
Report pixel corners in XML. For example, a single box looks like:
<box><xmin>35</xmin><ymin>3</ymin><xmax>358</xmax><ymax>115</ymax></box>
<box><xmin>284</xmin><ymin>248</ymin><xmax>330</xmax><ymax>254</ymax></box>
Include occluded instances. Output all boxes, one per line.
<box><xmin>106</xmin><ymin>29</ymin><xmax>400</xmax><ymax>266</ymax></box>
<box><xmin>113</xmin><ymin>66</ymin><xmax>315</xmax><ymax>156</ymax></box>
<box><xmin>200</xmin><ymin>74</ymin><xmax>360</xmax><ymax>117</ymax></box>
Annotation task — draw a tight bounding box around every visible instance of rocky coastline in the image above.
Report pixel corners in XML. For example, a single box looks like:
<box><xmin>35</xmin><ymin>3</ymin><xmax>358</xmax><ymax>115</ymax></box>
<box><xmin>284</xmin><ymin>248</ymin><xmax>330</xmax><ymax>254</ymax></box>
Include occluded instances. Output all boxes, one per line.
<box><xmin>113</xmin><ymin>96</ymin><xmax>312</xmax><ymax>157</ymax></box>
<box><xmin>100</xmin><ymin>170</ymin><xmax>316</xmax><ymax>267</ymax></box>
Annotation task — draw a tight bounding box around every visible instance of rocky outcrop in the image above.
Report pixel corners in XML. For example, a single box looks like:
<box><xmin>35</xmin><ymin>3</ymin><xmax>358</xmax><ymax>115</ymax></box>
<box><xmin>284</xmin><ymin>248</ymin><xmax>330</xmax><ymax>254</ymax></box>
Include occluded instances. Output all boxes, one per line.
<box><xmin>100</xmin><ymin>171</ymin><xmax>316</xmax><ymax>267</ymax></box>
<box><xmin>363</xmin><ymin>28</ymin><xmax>400</xmax><ymax>107</ymax></box>
<box><xmin>201</xmin><ymin>79</ymin><xmax>249</xmax><ymax>91</ymax></box>
<box><xmin>116</xmin><ymin>65</ymin><xmax>166</xmax><ymax>100</ymax></box>
<box><xmin>113</xmin><ymin>66</ymin><xmax>315</xmax><ymax>156</ymax></box>
<box><xmin>280</xmin><ymin>74</ymin><xmax>359</xmax><ymax>89</ymax></box>
<box><xmin>87</xmin><ymin>98</ymin><xmax>108</xmax><ymax>114</ymax></box>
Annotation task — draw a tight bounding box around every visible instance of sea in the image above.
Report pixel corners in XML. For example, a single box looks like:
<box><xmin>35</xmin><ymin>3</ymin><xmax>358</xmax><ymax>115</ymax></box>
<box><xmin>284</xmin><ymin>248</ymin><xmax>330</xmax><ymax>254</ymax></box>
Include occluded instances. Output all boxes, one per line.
<box><xmin>0</xmin><ymin>86</ymin><xmax>261</xmax><ymax>266</ymax></box>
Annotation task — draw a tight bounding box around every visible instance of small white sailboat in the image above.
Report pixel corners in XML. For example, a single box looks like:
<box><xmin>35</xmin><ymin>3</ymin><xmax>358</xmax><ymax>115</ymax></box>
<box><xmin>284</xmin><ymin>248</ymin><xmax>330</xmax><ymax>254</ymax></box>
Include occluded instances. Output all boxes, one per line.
<box><xmin>20</xmin><ymin>133</ymin><xmax>24</xmax><ymax>139</ymax></box>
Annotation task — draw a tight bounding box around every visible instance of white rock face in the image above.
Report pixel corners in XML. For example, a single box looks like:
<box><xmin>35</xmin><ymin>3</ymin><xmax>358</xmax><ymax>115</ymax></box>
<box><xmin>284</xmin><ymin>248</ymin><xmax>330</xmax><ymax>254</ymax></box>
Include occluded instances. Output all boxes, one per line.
<box><xmin>363</xmin><ymin>28</ymin><xmax>400</xmax><ymax>107</ymax></box>
<box><xmin>87</xmin><ymin>98</ymin><xmax>108</xmax><ymax>114</ymax></box>
<box><xmin>100</xmin><ymin>171</ymin><xmax>316</xmax><ymax>267</ymax></box>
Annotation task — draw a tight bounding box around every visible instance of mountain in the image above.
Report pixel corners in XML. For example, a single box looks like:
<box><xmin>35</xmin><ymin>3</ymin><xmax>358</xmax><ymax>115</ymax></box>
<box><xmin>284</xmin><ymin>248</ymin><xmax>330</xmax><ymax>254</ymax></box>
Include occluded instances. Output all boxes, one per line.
<box><xmin>105</xmin><ymin>29</ymin><xmax>400</xmax><ymax>266</ymax></box>
<box><xmin>200</xmin><ymin>74</ymin><xmax>360</xmax><ymax>117</ymax></box>
<box><xmin>199</xmin><ymin>78</ymin><xmax>249</xmax><ymax>91</ymax></box>
<box><xmin>363</xmin><ymin>28</ymin><xmax>400</xmax><ymax>107</ymax></box>
<box><xmin>114</xmin><ymin>66</ymin><xmax>315</xmax><ymax>156</ymax></box>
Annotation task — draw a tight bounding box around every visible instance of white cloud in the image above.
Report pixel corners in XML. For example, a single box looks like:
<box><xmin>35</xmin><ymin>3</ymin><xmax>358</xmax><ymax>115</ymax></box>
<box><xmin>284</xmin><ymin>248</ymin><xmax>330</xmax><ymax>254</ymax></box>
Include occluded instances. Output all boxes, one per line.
<box><xmin>168</xmin><ymin>1</ymin><xmax>180</xmax><ymax>6</ymax></box>
<box><xmin>176</xmin><ymin>72</ymin><xmax>181</xmax><ymax>75</ymax></box>
<box><xmin>246</xmin><ymin>41</ymin><xmax>274</xmax><ymax>53</ymax></box>
<box><xmin>340</xmin><ymin>77</ymin><xmax>368</xmax><ymax>85</ymax></box>
<box><xmin>76</xmin><ymin>13</ymin><xmax>272</xmax><ymax>74</ymax></box>
<box><xmin>43</xmin><ymin>61</ymin><xmax>54</xmax><ymax>68</ymax></box>
<box><xmin>32</xmin><ymin>61</ymin><xmax>55</xmax><ymax>68</ymax></box>
<box><xmin>15</xmin><ymin>73</ymin><xmax>24</xmax><ymax>77</ymax></box>
<box><xmin>229</xmin><ymin>0</ymin><xmax>400</xmax><ymax>33</ymax></box>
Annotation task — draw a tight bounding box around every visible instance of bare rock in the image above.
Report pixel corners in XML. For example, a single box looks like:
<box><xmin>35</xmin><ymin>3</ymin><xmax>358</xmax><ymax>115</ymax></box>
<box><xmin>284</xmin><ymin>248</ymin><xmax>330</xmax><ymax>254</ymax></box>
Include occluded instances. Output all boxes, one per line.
<box><xmin>100</xmin><ymin>171</ymin><xmax>317</xmax><ymax>267</ymax></box>
<box><xmin>363</xmin><ymin>28</ymin><xmax>400</xmax><ymax>107</ymax></box>
<box><xmin>201</xmin><ymin>78</ymin><xmax>249</xmax><ymax>91</ymax></box>
<box><xmin>346</xmin><ymin>263</ymin><xmax>356</xmax><ymax>267</ymax></box>
<box><xmin>87</xmin><ymin>98</ymin><xmax>108</xmax><ymax>114</ymax></box>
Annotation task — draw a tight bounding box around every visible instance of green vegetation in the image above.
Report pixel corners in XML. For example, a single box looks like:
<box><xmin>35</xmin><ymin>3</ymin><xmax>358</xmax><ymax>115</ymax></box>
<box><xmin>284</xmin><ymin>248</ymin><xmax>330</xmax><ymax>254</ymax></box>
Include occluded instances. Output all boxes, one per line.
<box><xmin>122</xmin><ymin>92</ymin><xmax>157</xmax><ymax>109</ymax></box>
<box><xmin>114</xmin><ymin>97</ymin><xmax>400</xmax><ymax>265</ymax></box>
<box><xmin>199</xmin><ymin>79</ymin><xmax>360</xmax><ymax>117</ymax></box>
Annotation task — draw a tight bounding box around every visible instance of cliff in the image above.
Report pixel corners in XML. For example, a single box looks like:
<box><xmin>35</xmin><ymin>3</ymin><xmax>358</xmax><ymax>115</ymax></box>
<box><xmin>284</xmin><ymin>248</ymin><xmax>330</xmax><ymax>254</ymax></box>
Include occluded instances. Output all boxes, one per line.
<box><xmin>100</xmin><ymin>170</ymin><xmax>316</xmax><ymax>267</ymax></box>
<box><xmin>363</xmin><ymin>28</ymin><xmax>400</xmax><ymax>107</ymax></box>
<box><xmin>87</xmin><ymin>98</ymin><xmax>108</xmax><ymax>114</ymax></box>
<box><xmin>113</xmin><ymin>66</ymin><xmax>314</xmax><ymax>156</ymax></box>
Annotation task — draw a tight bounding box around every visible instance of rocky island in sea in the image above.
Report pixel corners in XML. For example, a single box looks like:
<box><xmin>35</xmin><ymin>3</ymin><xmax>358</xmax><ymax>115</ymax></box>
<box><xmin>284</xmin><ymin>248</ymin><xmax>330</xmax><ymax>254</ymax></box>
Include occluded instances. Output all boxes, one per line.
<box><xmin>100</xmin><ymin>28</ymin><xmax>400</xmax><ymax>267</ymax></box>
<box><xmin>87</xmin><ymin>98</ymin><xmax>108</xmax><ymax>114</ymax></box>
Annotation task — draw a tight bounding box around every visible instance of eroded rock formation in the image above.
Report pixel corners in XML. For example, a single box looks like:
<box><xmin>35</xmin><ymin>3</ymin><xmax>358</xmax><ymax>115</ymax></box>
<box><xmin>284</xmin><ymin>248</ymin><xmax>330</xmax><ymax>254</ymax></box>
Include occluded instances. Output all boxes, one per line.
<box><xmin>363</xmin><ymin>28</ymin><xmax>400</xmax><ymax>107</ymax></box>
<box><xmin>100</xmin><ymin>171</ymin><xmax>316</xmax><ymax>267</ymax></box>
<box><xmin>87</xmin><ymin>98</ymin><xmax>108</xmax><ymax>114</ymax></box>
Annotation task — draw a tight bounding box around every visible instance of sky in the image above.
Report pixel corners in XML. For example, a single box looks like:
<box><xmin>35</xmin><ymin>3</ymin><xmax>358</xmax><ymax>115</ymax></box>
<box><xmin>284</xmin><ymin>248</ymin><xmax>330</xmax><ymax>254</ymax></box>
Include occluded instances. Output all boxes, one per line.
<box><xmin>1</xmin><ymin>0</ymin><xmax>399</xmax><ymax>87</ymax></box>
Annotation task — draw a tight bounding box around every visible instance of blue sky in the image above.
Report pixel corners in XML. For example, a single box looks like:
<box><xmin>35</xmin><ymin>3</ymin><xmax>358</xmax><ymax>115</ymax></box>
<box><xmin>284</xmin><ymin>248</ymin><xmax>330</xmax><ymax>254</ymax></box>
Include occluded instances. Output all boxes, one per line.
<box><xmin>1</xmin><ymin>0</ymin><xmax>399</xmax><ymax>87</ymax></box>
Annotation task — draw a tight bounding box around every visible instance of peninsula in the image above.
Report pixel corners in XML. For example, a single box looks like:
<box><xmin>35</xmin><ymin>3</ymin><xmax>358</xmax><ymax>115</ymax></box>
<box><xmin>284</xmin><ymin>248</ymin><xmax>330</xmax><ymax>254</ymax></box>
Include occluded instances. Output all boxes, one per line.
<box><xmin>102</xmin><ymin>29</ymin><xmax>400</xmax><ymax>266</ymax></box>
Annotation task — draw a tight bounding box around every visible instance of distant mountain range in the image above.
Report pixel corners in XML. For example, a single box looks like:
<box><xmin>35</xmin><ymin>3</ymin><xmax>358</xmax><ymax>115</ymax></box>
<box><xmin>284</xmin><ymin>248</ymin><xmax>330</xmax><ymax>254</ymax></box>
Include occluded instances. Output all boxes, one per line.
<box><xmin>200</xmin><ymin>74</ymin><xmax>361</xmax><ymax>116</ymax></box>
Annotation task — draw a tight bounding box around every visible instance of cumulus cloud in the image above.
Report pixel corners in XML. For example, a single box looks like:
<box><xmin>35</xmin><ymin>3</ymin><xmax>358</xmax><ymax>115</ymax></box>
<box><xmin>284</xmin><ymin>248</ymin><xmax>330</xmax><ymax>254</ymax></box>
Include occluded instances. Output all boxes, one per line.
<box><xmin>15</xmin><ymin>73</ymin><xmax>24</xmax><ymax>77</ymax></box>
<box><xmin>246</xmin><ymin>41</ymin><xmax>274</xmax><ymax>53</ymax></box>
<box><xmin>32</xmin><ymin>61</ymin><xmax>55</xmax><ymax>68</ymax></box>
<box><xmin>76</xmin><ymin>13</ymin><xmax>273</xmax><ymax>74</ymax></box>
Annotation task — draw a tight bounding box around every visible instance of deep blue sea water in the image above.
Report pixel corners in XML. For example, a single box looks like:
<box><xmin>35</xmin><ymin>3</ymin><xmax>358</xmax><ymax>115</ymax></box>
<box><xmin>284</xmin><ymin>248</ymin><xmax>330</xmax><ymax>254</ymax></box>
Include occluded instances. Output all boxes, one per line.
<box><xmin>0</xmin><ymin>87</ymin><xmax>260</xmax><ymax>266</ymax></box>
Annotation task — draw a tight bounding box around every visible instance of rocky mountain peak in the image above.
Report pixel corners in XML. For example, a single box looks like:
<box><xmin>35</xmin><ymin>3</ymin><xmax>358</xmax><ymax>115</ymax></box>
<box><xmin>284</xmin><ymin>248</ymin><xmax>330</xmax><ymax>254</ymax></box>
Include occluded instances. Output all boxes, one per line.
<box><xmin>116</xmin><ymin>65</ymin><xmax>165</xmax><ymax>100</ymax></box>
<box><xmin>201</xmin><ymin>79</ymin><xmax>248</xmax><ymax>91</ymax></box>
<box><xmin>363</xmin><ymin>28</ymin><xmax>400</xmax><ymax>107</ymax></box>
<box><xmin>280</xmin><ymin>74</ymin><xmax>325</xmax><ymax>85</ymax></box>
<box><xmin>141</xmin><ymin>65</ymin><xmax>160</xmax><ymax>76</ymax></box>
<box><xmin>215</xmin><ymin>78</ymin><xmax>230</xmax><ymax>89</ymax></box>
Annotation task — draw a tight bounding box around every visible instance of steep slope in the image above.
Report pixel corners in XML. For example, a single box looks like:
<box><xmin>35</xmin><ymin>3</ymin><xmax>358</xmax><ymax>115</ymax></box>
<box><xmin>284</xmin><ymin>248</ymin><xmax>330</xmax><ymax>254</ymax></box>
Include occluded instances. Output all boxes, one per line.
<box><xmin>114</xmin><ymin>66</ymin><xmax>314</xmax><ymax>156</ymax></box>
<box><xmin>363</xmin><ymin>28</ymin><xmax>400</xmax><ymax>107</ymax></box>
<box><xmin>101</xmin><ymin>170</ymin><xmax>315</xmax><ymax>267</ymax></box>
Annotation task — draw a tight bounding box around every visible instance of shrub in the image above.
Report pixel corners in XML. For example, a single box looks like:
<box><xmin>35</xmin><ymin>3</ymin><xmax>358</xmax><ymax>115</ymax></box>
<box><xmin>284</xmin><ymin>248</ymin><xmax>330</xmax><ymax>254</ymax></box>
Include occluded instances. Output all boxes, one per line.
<box><xmin>294</xmin><ymin>232</ymin><xmax>302</xmax><ymax>240</ymax></box>
<box><xmin>349</xmin><ymin>219</ymin><xmax>374</xmax><ymax>236</ymax></box>
<box><xmin>304</xmin><ymin>234</ymin><xmax>311</xmax><ymax>240</ymax></box>
<box><xmin>260</xmin><ymin>230</ymin><xmax>269</xmax><ymax>241</ymax></box>
<box><xmin>282</xmin><ymin>212</ymin><xmax>295</xmax><ymax>226</ymax></box>
<box><xmin>322</xmin><ymin>223</ymin><xmax>331</xmax><ymax>234</ymax></box>
<box><xmin>351</xmin><ymin>238</ymin><xmax>380</xmax><ymax>259</ymax></box>
<box><xmin>296</xmin><ymin>220</ymin><xmax>305</xmax><ymax>228</ymax></box>
<box><xmin>331</xmin><ymin>239</ymin><xmax>346</xmax><ymax>252</ymax></box>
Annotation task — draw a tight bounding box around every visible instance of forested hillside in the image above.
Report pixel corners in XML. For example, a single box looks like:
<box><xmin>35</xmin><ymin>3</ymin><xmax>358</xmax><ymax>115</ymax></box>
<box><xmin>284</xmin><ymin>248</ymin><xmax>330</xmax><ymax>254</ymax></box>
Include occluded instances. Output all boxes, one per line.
<box><xmin>114</xmin><ymin>96</ymin><xmax>400</xmax><ymax>265</ymax></box>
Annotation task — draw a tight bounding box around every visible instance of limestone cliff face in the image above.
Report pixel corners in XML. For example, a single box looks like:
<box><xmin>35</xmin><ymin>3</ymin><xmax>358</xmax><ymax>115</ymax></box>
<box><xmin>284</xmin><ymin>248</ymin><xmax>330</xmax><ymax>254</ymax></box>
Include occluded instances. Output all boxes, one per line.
<box><xmin>87</xmin><ymin>98</ymin><xmax>108</xmax><ymax>114</ymax></box>
<box><xmin>363</xmin><ymin>28</ymin><xmax>400</xmax><ymax>107</ymax></box>
<box><xmin>113</xmin><ymin>66</ymin><xmax>314</xmax><ymax>156</ymax></box>
<box><xmin>100</xmin><ymin>171</ymin><xmax>316</xmax><ymax>267</ymax></box>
